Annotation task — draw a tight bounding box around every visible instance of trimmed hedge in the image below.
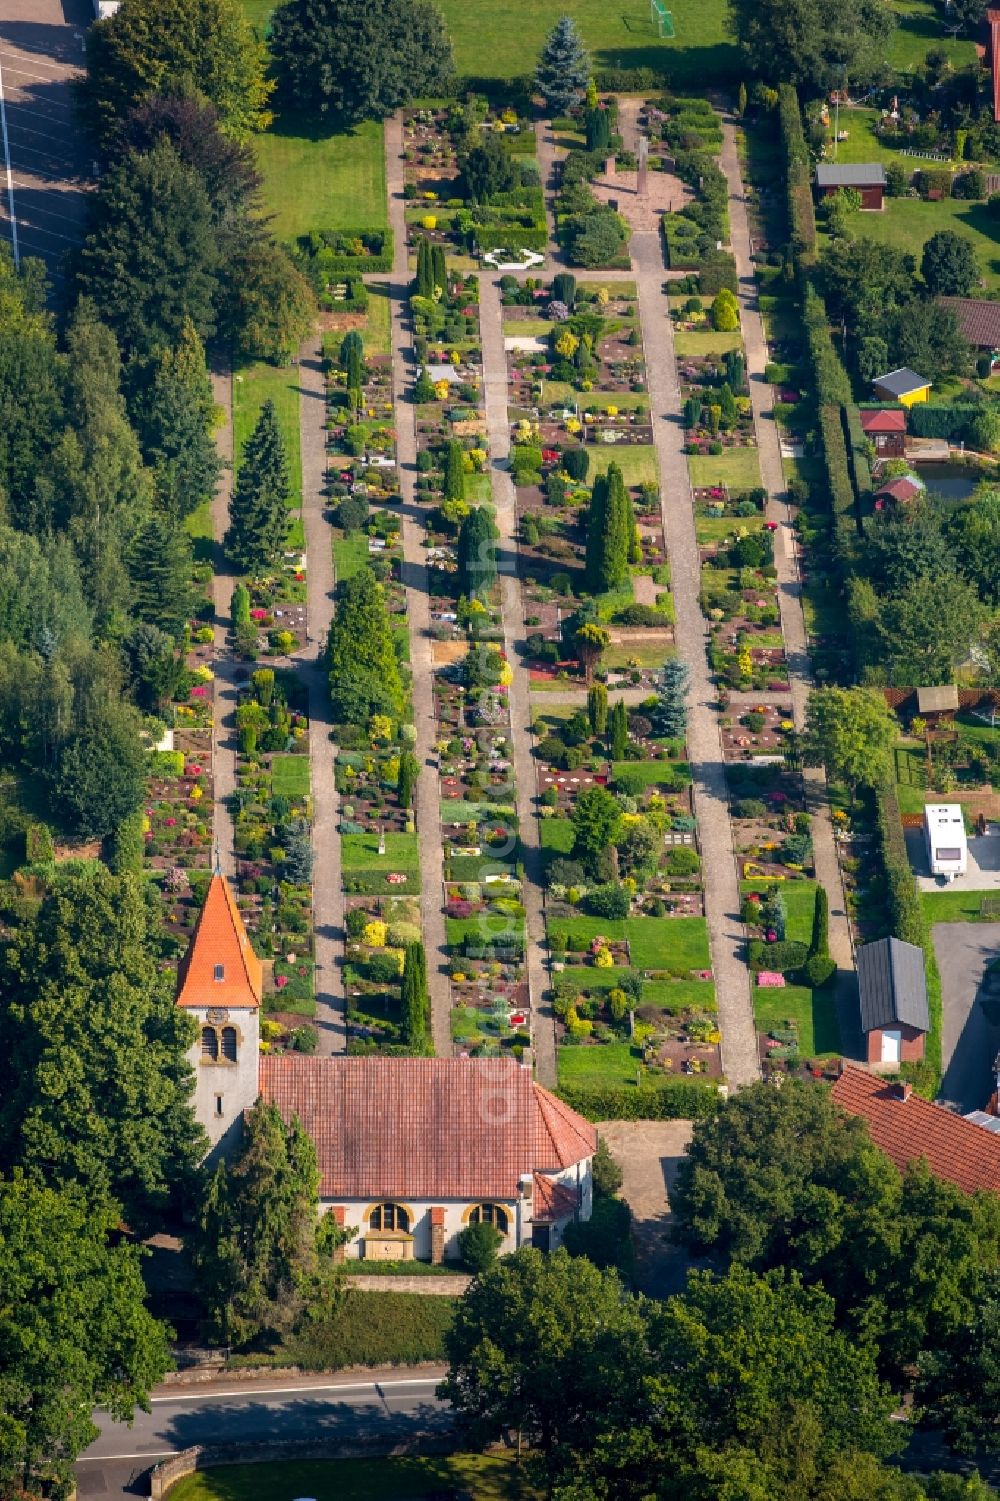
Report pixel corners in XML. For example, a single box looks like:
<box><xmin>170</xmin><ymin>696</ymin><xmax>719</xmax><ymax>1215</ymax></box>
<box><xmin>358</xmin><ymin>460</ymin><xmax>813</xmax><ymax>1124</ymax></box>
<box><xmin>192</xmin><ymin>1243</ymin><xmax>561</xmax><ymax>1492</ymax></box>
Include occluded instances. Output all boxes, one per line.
<box><xmin>908</xmin><ymin>404</ymin><xmax>980</xmax><ymax>442</ymax></box>
<box><xmin>778</xmin><ymin>84</ymin><xmax>816</xmax><ymax>264</ymax></box>
<box><xmin>230</xmin><ymin>1290</ymin><xmax>455</xmax><ymax>1371</ymax></box>
<box><xmin>558</xmin><ymin>1080</ymin><xmax>722</xmax><ymax>1121</ymax></box>
<box><xmin>748</xmin><ymin>939</ymin><xmax>809</xmax><ymax>973</ymax></box>
<box><xmin>844</xmin><ymin>405</ymin><xmax>873</xmax><ymax>505</ymax></box>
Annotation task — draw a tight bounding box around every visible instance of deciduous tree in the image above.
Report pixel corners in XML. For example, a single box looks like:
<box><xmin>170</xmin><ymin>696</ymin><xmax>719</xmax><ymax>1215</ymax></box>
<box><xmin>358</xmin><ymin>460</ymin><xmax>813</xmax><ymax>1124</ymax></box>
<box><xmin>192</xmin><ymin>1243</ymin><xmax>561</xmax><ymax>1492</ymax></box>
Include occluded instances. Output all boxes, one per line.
<box><xmin>270</xmin><ymin>0</ymin><xmax>453</xmax><ymax>124</ymax></box>
<box><xmin>921</xmin><ymin>230</ymin><xmax>979</xmax><ymax>296</ymax></box>
<box><xmin>327</xmin><ymin>567</ymin><xmax>405</xmax><ymax>724</ymax></box>
<box><xmin>728</xmin><ymin>0</ymin><xmax>896</xmax><ymax>93</ymax></box>
<box><xmin>801</xmin><ymin>685</ymin><xmax>897</xmax><ymax>795</ymax></box>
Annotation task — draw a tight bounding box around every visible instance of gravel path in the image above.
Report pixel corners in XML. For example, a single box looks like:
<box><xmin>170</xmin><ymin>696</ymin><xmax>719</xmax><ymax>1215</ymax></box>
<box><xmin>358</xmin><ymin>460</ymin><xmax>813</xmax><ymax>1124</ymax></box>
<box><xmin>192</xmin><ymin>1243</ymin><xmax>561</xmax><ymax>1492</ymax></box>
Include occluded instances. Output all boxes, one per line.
<box><xmin>478</xmin><ymin>273</ymin><xmax>557</xmax><ymax>1085</ymax></box>
<box><xmin>385</xmin><ymin>114</ymin><xmax>452</xmax><ymax>1056</ymax></box>
<box><xmin>719</xmin><ymin>116</ymin><xmax>860</xmax><ymax>1057</ymax></box>
<box><xmin>631</xmin><ymin>229</ymin><xmax>761</xmax><ymax>1088</ymax></box>
<box><xmin>298</xmin><ymin>334</ymin><xmax>346</xmax><ymax>1053</ymax></box>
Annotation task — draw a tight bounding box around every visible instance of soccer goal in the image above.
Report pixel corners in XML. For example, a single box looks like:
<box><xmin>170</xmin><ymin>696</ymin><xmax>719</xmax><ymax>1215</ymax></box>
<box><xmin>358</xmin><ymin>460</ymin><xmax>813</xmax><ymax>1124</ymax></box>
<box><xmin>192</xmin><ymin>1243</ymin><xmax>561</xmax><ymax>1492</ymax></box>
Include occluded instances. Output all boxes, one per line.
<box><xmin>651</xmin><ymin>0</ymin><xmax>675</xmax><ymax>38</ymax></box>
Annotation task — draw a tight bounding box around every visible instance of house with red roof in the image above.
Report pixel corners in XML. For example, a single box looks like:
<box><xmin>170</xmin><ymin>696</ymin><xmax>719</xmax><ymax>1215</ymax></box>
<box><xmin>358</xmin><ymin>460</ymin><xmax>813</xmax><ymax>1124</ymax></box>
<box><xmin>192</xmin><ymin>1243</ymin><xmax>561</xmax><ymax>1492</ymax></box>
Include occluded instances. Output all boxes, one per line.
<box><xmin>832</xmin><ymin>1065</ymin><xmax>1000</xmax><ymax>1195</ymax></box>
<box><xmin>178</xmin><ymin>876</ymin><xmax>596</xmax><ymax>1261</ymax></box>
<box><xmin>874</xmin><ymin>475</ymin><xmax>922</xmax><ymax>510</ymax></box>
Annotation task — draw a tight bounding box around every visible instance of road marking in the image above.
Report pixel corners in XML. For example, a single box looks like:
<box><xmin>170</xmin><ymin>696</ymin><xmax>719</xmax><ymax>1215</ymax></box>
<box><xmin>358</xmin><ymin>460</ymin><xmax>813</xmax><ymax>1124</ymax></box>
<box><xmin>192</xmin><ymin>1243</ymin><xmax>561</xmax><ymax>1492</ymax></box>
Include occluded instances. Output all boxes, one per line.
<box><xmin>78</xmin><ymin>1451</ymin><xmax>178</xmax><ymax>1463</ymax></box>
<box><xmin>0</xmin><ymin>45</ymin><xmax>18</xmax><ymax>266</ymax></box>
<box><xmin>149</xmin><ymin>1377</ymin><xmax>437</xmax><ymax>1403</ymax></box>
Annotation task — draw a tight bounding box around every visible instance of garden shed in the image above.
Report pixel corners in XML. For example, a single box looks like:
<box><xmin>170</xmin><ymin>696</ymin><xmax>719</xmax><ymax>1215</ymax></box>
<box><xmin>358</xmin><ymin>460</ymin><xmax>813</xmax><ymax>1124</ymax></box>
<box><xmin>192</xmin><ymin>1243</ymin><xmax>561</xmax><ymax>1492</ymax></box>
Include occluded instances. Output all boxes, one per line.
<box><xmin>856</xmin><ymin>936</ymin><xmax>929</xmax><ymax>1066</ymax></box>
<box><xmin>814</xmin><ymin>162</ymin><xmax>886</xmax><ymax>210</ymax></box>
<box><xmin>938</xmin><ymin>297</ymin><xmax>1000</xmax><ymax>356</ymax></box>
<box><xmin>874</xmin><ymin>476</ymin><xmax>921</xmax><ymax>509</ymax></box>
<box><xmin>872</xmin><ymin>368</ymin><xmax>932</xmax><ymax>408</ymax></box>
<box><xmin>916</xmin><ymin>684</ymin><xmax>959</xmax><ymax>724</ymax></box>
<box><xmin>860</xmin><ymin>408</ymin><xmax>906</xmax><ymax>459</ymax></box>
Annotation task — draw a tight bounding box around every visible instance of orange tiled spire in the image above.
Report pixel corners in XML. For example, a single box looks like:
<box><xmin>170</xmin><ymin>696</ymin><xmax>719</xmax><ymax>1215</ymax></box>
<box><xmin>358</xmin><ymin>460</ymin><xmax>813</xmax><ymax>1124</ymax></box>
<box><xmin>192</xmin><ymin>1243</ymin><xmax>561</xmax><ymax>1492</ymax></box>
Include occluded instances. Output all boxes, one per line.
<box><xmin>176</xmin><ymin>873</ymin><xmax>262</xmax><ymax>1010</ymax></box>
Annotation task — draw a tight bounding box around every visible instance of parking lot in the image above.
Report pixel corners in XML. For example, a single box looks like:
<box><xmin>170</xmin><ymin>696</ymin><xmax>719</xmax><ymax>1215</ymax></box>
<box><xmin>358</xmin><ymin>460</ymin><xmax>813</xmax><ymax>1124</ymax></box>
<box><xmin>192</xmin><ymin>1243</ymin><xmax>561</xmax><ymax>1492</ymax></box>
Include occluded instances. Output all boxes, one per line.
<box><xmin>0</xmin><ymin>0</ymin><xmax>93</xmax><ymax>289</ymax></box>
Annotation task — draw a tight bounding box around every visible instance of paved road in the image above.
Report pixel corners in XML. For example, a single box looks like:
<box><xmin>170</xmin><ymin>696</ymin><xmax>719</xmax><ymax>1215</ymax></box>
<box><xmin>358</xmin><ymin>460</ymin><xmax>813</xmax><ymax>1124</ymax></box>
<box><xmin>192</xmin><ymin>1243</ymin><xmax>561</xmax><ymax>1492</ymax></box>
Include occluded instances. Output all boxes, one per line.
<box><xmin>77</xmin><ymin>1372</ymin><xmax>450</xmax><ymax>1499</ymax></box>
<box><xmin>0</xmin><ymin>0</ymin><xmax>92</xmax><ymax>288</ymax></box>
<box><xmin>630</xmin><ymin>230</ymin><xmax>760</xmax><ymax>1087</ymax></box>
<box><xmin>932</xmin><ymin>920</ymin><xmax>1000</xmax><ymax>1113</ymax></box>
<box><xmin>299</xmin><ymin>333</ymin><xmax>346</xmax><ymax>1052</ymax></box>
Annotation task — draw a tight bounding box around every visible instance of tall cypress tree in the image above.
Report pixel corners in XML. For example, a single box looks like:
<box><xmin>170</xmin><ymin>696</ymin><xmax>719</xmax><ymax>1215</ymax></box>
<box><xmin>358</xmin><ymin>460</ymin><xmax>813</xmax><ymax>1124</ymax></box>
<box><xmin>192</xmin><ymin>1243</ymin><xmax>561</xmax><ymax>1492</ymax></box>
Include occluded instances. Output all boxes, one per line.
<box><xmin>534</xmin><ymin>16</ymin><xmax>590</xmax><ymax>115</ymax></box>
<box><xmin>401</xmin><ymin>940</ymin><xmax>429</xmax><ymax>1052</ymax></box>
<box><xmin>340</xmin><ymin>329</ymin><xmax>364</xmax><ymax>390</ymax></box>
<box><xmin>415</xmin><ymin>238</ymin><xmax>433</xmax><ymax>298</ymax></box>
<box><xmin>327</xmin><ymin>567</ymin><xmax>405</xmax><ymax>724</ymax></box>
<box><xmin>225</xmin><ymin>399</ymin><xmax>290</xmax><ymax>575</ymax></box>
<box><xmin>129</xmin><ymin>510</ymin><xmax>195</xmax><ymax>639</ymax></box>
<box><xmin>457</xmin><ymin>506</ymin><xmax>497</xmax><ymax>600</ymax></box>
<box><xmin>443</xmin><ymin>439</ymin><xmax>465</xmax><ymax>503</ymax></box>
<box><xmin>609</xmin><ymin>699</ymin><xmax>629</xmax><ymax>761</ymax></box>
<box><xmin>585</xmin><ymin>463</ymin><xmax>631</xmax><ymax>594</ymax></box>
<box><xmin>587</xmin><ymin>681</ymin><xmax>608</xmax><ymax>734</ymax></box>
<box><xmin>431</xmin><ymin>243</ymin><xmax>447</xmax><ymax>296</ymax></box>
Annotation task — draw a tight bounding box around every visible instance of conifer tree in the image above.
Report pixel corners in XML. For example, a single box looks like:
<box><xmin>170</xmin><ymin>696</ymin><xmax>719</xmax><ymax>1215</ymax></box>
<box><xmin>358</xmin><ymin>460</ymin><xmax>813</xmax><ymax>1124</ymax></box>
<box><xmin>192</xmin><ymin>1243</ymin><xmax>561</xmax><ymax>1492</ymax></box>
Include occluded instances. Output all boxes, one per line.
<box><xmin>535</xmin><ymin>16</ymin><xmax>590</xmax><ymax>115</ymax></box>
<box><xmin>587</xmin><ymin>681</ymin><xmax>608</xmax><ymax>734</ymax></box>
<box><xmin>340</xmin><ymin>329</ymin><xmax>364</xmax><ymax>391</ymax></box>
<box><xmin>415</xmin><ymin>238</ymin><xmax>434</xmax><ymax>298</ymax></box>
<box><xmin>444</xmin><ymin>438</ymin><xmax>465</xmax><ymax>503</ymax></box>
<box><xmin>654</xmin><ymin>657</ymin><xmax>690</xmax><ymax>740</ymax></box>
<box><xmin>609</xmin><ymin>699</ymin><xmax>629</xmax><ymax>760</ymax></box>
<box><xmin>133</xmin><ymin>318</ymin><xmax>220</xmax><ymax>519</ymax></box>
<box><xmin>401</xmin><ymin>940</ymin><xmax>429</xmax><ymax>1051</ymax></box>
<box><xmin>585</xmin><ymin>462</ymin><xmax>631</xmax><ymax>593</ymax></box>
<box><xmin>327</xmin><ymin>567</ymin><xmax>405</xmax><ymax>724</ymax></box>
<box><xmin>457</xmin><ymin>506</ymin><xmax>497</xmax><ymax>600</ymax></box>
<box><xmin>585</xmin><ymin>106</ymin><xmax>611</xmax><ymax>152</ymax></box>
<box><xmin>129</xmin><ymin>510</ymin><xmax>195</xmax><ymax>639</ymax></box>
<box><xmin>397</xmin><ymin>750</ymin><xmax>418</xmax><ymax>810</ymax></box>
<box><xmin>432</xmin><ymin>243</ymin><xmax>447</xmax><ymax>295</ymax></box>
<box><xmin>225</xmin><ymin>399</ymin><xmax>290</xmax><ymax>575</ymax></box>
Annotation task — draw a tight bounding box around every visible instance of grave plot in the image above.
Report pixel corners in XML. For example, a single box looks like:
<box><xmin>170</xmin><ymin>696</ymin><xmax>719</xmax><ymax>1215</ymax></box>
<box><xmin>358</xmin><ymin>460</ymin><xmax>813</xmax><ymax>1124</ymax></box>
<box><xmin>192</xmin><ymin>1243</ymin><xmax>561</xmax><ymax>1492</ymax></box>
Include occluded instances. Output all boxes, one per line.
<box><xmin>402</xmin><ymin>104</ymin><xmax>545</xmax><ymax>264</ymax></box>
<box><xmin>230</xmin><ymin>666</ymin><xmax>315</xmax><ymax>1034</ymax></box>
<box><xmin>344</xmin><ymin>895</ymin><xmax>425</xmax><ymax>1050</ymax></box>
<box><xmin>727</xmin><ymin>762</ymin><xmax>816</xmax><ymax>883</ymax></box>
<box><xmin>412</xmin><ymin>267</ymin><xmax>490</xmax><ymax>526</ymax></box>
<box><xmin>738</xmin><ymin>876</ymin><xmax>841</xmax><ymax>1072</ymax></box>
<box><xmin>720</xmin><ymin>702</ymin><xmax>796</xmax><ymax>761</ymax></box>
<box><xmin>700</xmin><ymin>516</ymin><xmax>790</xmax><ymax>691</ymax></box>
<box><xmin>679</xmin><ymin>345</ymin><xmax>762</xmax><ymax>496</ymax></box>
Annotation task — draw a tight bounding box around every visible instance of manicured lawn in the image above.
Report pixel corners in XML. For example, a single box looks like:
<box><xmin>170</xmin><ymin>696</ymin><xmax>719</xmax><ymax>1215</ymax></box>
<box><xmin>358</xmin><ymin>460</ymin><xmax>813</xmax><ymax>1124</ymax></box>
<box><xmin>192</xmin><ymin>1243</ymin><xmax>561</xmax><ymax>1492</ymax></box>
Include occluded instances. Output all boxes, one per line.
<box><xmin>753</xmin><ymin>983</ymin><xmax>841</xmax><ymax>1058</ymax></box>
<box><xmin>185</xmin><ymin>498</ymin><xmax>214</xmax><ymax>563</ymax></box>
<box><xmin>687</xmin><ymin>448</ymin><xmax>762</xmax><ymax>490</ymax></box>
<box><xmin>363</xmin><ymin>282</ymin><xmax>392</xmax><ymax>356</ymax></box>
<box><xmin>558</xmin><ymin>1040</ymin><xmax>644</xmax><ymax>1087</ymax></box>
<box><xmin>589</xmin><ymin>445</ymin><xmax>658</xmax><ymax>486</ymax></box>
<box><xmin>741</xmin><ymin>879</ymin><xmax>818</xmax><ymax>946</ymax></box>
<box><xmin>233</xmin><ymin>361</ymin><xmax>302</xmax><ymax>505</ymax></box>
<box><xmin>674</xmin><ymin>328</ymin><xmax>744</xmax><ymax>356</ymax></box>
<box><xmin>436</xmin><ymin>0</ymin><xmax>737</xmax><ymax>87</ymax></box>
<box><xmin>270</xmin><ymin>755</ymin><xmax>310</xmax><ymax>797</ymax></box>
<box><xmin>540</xmin><ymin>817</ymin><xmax>575</xmax><ymax>854</ymax></box>
<box><xmin>627</xmin><ymin>916</ymin><xmax>710</xmax><ymax>970</ymax></box>
<box><xmin>333</xmin><ymin>531</ymin><xmax>370</xmax><ymax>583</ymax></box>
<box><xmin>695</xmin><ymin>513</ymin><xmax>764</xmax><ymax>543</ymax></box>
<box><xmin>887</xmin><ymin>0</ymin><xmax>976</xmax><ymax>75</ymax></box>
<box><xmin>167</xmin><ymin>1454</ymin><xmax>537</xmax><ymax>1501</ymax></box>
<box><xmin>603</xmin><ymin>639</ymin><xmax>673</xmax><ymax>671</ymax></box>
<box><xmin>609</xmin><ymin>760</ymin><xmax>690</xmax><ymax>787</ymax></box>
<box><xmin>838</xmin><ymin>196</ymin><xmax>1000</xmax><ymax>295</ymax></box>
<box><xmin>923</xmin><ymin>889</ymin><xmax>997</xmax><ymax>924</ymax></box>
<box><xmin>822</xmin><ymin>106</ymin><xmax>960</xmax><ymax>169</ymax></box>
<box><xmin>254</xmin><ymin>119</ymin><xmax>388</xmax><ymax>242</ymax></box>
<box><xmin>341</xmin><ymin>832</ymin><xmax>419</xmax><ymax>870</ymax></box>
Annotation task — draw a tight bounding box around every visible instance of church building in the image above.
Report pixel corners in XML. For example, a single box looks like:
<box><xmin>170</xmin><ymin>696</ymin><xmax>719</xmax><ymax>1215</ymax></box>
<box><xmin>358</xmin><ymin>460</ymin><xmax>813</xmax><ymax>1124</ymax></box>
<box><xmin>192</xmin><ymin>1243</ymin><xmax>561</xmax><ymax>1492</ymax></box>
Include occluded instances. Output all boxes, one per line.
<box><xmin>178</xmin><ymin>875</ymin><xmax>596</xmax><ymax>1262</ymax></box>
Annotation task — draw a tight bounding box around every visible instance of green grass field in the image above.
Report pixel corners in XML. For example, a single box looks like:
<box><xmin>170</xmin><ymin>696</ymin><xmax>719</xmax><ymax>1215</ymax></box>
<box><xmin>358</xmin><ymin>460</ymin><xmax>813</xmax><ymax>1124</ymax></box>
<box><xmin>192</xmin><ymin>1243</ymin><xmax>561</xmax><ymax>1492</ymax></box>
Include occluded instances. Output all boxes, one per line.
<box><xmin>270</xmin><ymin>754</ymin><xmax>310</xmax><ymax>797</ymax></box>
<box><xmin>588</xmin><ymin>445</ymin><xmax>659</xmax><ymax>487</ymax></box>
<box><xmin>753</xmin><ymin>983</ymin><xmax>841</xmax><ymax>1058</ymax></box>
<box><xmin>687</xmin><ymin>448</ymin><xmax>763</xmax><ymax>490</ymax></box>
<box><xmin>558</xmin><ymin>1040</ymin><xmax>645</xmax><ymax>1087</ymax></box>
<box><xmin>549</xmin><ymin>914</ymin><xmax>710</xmax><ymax>971</ymax></box>
<box><xmin>673</xmin><ymin>328</ymin><xmax>745</xmax><ymax>356</ymax></box>
<box><xmin>254</xmin><ymin>119</ymin><xmax>388</xmax><ymax>242</ymax></box>
<box><xmin>822</xmin><ymin>106</ymin><xmax>960</xmax><ymax>169</ymax></box>
<box><xmin>923</xmin><ymin>889</ymin><xmax>996</xmax><ymax>924</ymax></box>
<box><xmin>609</xmin><ymin>759</ymin><xmax>690</xmax><ymax>786</ymax></box>
<box><xmin>741</xmin><ymin>879</ymin><xmax>818</xmax><ymax>945</ymax></box>
<box><xmin>364</xmin><ymin>282</ymin><xmax>393</xmax><ymax>357</ymax></box>
<box><xmin>233</xmin><ymin>361</ymin><xmax>303</xmax><ymax>506</ymax></box>
<box><xmin>695</xmin><ymin>513</ymin><xmax>764</xmax><ymax>543</ymax></box>
<box><xmin>168</xmin><ymin>1454</ymin><xmax>535</xmax><ymax>1501</ymax></box>
<box><xmin>436</xmin><ymin>0</ymin><xmax>736</xmax><ymax>86</ymax></box>
<box><xmin>332</xmin><ymin>531</ymin><xmax>370</xmax><ymax>583</ymax></box>
<box><xmin>837</xmin><ymin>197</ymin><xmax>1000</xmax><ymax>295</ymax></box>
<box><xmin>341</xmin><ymin>831</ymin><xmax>419</xmax><ymax>870</ymax></box>
<box><xmin>886</xmin><ymin>0</ymin><xmax>976</xmax><ymax>75</ymax></box>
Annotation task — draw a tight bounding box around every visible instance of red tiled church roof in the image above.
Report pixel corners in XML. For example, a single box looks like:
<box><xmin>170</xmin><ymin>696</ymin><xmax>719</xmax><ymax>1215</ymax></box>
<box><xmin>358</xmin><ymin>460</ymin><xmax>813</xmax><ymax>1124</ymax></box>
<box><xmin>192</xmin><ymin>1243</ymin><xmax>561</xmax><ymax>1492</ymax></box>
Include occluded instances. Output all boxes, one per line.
<box><xmin>832</xmin><ymin>1065</ymin><xmax>1000</xmax><ymax>1194</ymax></box>
<box><xmin>259</xmin><ymin>1055</ymin><xmax>597</xmax><ymax>1200</ymax></box>
<box><xmin>176</xmin><ymin>874</ymin><xmax>262</xmax><ymax>1010</ymax></box>
<box><xmin>860</xmin><ymin>409</ymin><xmax>907</xmax><ymax>434</ymax></box>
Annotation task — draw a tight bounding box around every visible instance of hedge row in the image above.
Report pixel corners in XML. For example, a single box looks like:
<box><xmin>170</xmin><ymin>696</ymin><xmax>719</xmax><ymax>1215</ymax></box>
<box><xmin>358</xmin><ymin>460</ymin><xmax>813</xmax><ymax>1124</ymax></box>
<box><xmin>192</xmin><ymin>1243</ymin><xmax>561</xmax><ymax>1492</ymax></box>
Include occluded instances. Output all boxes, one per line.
<box><xmin>908</xmin><ymin>404</ymin><xmax>981</xmax><ymax>441</ymax></box>
<box><xmin>777</xmin><ymin>84</ymin><xmax>816</xmax><ymax>263</ymax></box>
<box><xmin>844</xmin><ymin>405</ymin><xmax>873</xmax><ymax>505</ymax></box>
<box><xmin>230</xmin><ymin>1291</ymin><xmax>455</xmax><ymax>1371</ymax></box>
<box><xmin>558</xmin><ymin>1080</ymin><xmax>722</xmax><ymax>1121</ymax></box>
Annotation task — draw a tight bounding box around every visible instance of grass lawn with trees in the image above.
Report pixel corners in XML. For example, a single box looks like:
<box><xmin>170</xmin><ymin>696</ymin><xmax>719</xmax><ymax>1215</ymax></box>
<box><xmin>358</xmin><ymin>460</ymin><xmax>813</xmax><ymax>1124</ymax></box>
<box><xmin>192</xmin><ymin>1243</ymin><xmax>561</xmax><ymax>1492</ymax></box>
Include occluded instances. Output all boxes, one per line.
<box><xmin>753</xmin><ymin>983</ymin><xmax>841</xmax><ymax>1058</ymax></box>
<box><xmin>168</xmin><ymin>1454</ymin><xmax>536</xmax><ymax>1501</ymax></box>
<box><xmin>254</xmin><ymin>120</ymin><xmax>388</xmax><ymax>243</ymax></box>
<box><xmin>832</xmin><ymin>196</ymin><xmax>1000</xmax><ymax>296</ymax></box>
<box><xmin>741</xmin><ymin>879</ymin><xmax>819</xmax><ymax>945</ymax></box>
<box><xmin>436</xmin><ymin>0</ymin><xmax>737</xmax><ymax>87</ymax></box>
<box><xmin>886</xmin><ymin>0</ymin><xmax>976</xmax><ymax>74</ymax></box>
<box><xmin>233</xmin><ymin>362</ymin><xmax>303</xmax><ymax>507</ymax></box>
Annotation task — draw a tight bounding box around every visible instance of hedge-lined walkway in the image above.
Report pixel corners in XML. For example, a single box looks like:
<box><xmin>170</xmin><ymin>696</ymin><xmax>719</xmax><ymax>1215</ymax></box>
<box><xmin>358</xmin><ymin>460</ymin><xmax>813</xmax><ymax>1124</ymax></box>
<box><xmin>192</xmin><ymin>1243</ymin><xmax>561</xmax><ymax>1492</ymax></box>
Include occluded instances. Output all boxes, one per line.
<box><xmin>209</xmin><ymin>363</ymin><xmax>237</xmax><ymax>881</ymax></box>
<box><xmin>719</xmin><ymin>115</ymin><xmax>860</xmax><ymax>1057</ymax></box>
